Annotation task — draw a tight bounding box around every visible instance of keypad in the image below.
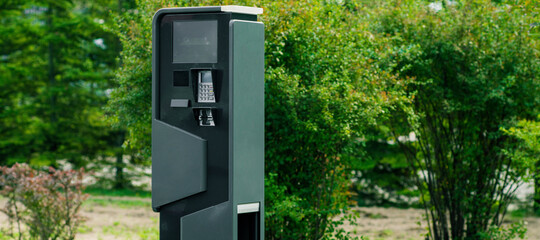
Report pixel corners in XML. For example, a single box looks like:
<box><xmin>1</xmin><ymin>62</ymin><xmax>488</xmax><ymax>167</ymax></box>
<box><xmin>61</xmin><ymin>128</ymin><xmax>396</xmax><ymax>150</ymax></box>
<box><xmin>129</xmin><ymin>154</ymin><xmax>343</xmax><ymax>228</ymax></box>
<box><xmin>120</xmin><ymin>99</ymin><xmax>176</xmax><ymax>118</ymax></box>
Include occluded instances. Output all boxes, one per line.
<box><xmin>198</xmin><ymin>83</ymin><xmax>215</xmax><ymax>103</ymax></box>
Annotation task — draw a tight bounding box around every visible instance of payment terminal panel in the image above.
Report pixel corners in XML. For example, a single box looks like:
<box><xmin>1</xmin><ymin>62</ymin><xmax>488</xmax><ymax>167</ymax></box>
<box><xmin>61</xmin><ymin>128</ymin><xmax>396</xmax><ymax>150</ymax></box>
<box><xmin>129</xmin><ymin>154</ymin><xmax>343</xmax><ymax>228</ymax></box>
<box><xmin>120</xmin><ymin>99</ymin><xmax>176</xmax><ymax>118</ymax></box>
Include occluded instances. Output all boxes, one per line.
<box><xmin>152</xmin><ymin>6</ymin><xmax>264</xmax><ymax>240</ymax></box>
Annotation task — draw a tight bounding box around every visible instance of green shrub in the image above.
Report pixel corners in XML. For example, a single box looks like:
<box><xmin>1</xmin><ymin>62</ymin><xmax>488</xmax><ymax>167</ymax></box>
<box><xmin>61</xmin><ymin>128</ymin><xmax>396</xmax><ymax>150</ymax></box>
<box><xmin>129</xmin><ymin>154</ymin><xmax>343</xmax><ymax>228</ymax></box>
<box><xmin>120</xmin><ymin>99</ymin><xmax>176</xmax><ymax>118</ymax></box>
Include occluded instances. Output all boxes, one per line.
<box><xmin>478</xmin><ymin>221</ymin><xmax>527</xmax><ymax>240</ymax></box>
<box><xmin>503</xmin><ymin>117</ymin><xmax>540</xmax><ymax>213</ymax></box>
<box><xmin>372</xmin><ymin>0</ymin><xmax>540</xmax><ymax>239</ymax></box>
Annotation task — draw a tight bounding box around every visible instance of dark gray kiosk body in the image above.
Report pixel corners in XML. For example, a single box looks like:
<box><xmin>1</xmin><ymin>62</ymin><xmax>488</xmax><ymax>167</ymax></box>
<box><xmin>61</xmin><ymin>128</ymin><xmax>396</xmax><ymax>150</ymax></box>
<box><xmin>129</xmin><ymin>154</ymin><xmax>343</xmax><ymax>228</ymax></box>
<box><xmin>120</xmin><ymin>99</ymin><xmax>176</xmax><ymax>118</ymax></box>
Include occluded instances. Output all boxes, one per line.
<box><xmin>151</xmin><ymin>6</ymin><xmax>264</xmax><ymax>240</ymax></box>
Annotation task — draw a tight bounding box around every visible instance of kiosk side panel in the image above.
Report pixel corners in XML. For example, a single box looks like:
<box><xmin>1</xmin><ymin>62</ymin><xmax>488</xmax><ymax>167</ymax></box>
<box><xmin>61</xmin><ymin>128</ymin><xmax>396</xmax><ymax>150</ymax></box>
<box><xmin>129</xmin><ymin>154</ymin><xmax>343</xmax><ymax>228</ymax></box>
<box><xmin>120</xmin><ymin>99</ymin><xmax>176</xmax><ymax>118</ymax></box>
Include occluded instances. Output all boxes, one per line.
<box><xmin>230</xmin><ymin>20</ymin><xmax>265</xmax><ymax>240</ymax></box>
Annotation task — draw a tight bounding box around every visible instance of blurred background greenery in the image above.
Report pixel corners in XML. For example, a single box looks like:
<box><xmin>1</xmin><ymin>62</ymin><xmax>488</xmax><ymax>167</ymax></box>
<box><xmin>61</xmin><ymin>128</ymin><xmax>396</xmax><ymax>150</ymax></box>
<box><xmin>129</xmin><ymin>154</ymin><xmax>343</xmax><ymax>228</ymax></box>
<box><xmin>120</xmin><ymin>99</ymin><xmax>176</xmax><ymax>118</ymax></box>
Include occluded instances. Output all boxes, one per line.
<box><xmin>0</xmin><ymin>0</ymin><xmax>538</xmax><ymax>239</ymax></box>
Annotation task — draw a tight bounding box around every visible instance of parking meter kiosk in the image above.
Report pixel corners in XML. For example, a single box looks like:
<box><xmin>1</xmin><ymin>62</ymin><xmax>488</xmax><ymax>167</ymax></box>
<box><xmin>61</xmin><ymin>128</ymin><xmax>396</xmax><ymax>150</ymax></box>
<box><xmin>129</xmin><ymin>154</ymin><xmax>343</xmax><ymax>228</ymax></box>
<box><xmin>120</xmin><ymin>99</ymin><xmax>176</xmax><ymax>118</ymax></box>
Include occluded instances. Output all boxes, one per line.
<box><xmin>151</xmin><ymin>6</ymin><xmax>264</xmax><ymax>240</ymax></box>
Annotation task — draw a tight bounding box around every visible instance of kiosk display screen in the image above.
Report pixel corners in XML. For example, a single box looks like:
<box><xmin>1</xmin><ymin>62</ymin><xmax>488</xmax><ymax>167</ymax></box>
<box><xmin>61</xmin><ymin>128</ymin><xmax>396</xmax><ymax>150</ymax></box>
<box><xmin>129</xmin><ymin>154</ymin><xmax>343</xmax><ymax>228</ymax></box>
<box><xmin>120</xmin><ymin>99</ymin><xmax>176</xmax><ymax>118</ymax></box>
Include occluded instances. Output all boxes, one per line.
<box><xmin>173</xmin><ymin>20</ymin><xmax>218</xmax><ymax>63</ymax></box>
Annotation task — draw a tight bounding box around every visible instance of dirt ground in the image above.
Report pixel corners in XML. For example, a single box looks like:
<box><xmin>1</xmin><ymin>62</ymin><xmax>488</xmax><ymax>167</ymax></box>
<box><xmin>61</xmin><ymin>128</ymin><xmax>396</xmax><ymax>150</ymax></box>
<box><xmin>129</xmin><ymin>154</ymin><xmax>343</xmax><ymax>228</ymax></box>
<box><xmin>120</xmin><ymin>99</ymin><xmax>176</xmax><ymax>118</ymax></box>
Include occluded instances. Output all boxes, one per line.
<box><xmin>1</xmin><ymin>198</ymin><xmax>539</xmax><ymax>239</ymax></box>
<box><xmin>76</xmin><ymin>197</ymin><xmax>158</xmax><ymax>240</ymax></box>
<box><xmin>0</xmin><ymin>197</ymin><xmax>159</xmax><ymax>240</ymax></box>
<box><xmin>341</xmin><ymin>207</ymin><xmax>427</xmax><ymax>240</ymax></box>
<box><xmin>343</xmin><ymin>207</ymin><xmax>540</xmax><ymax>240</ymax></box>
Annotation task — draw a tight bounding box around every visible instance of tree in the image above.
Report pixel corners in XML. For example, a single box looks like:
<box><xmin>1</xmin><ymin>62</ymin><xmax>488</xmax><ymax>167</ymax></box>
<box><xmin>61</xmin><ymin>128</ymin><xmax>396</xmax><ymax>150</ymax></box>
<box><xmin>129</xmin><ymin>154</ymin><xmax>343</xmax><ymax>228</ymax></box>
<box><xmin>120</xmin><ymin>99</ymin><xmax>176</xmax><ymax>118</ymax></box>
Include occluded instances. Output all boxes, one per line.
<box><xmin>0</xmin><ymin>0</ymin><xmax>121</xmax><ymax>167</ymax></box>
<box><xmin>370</xmin><ymin>0</ymin><xmax>540</xmax><ymax>239</ymax></box>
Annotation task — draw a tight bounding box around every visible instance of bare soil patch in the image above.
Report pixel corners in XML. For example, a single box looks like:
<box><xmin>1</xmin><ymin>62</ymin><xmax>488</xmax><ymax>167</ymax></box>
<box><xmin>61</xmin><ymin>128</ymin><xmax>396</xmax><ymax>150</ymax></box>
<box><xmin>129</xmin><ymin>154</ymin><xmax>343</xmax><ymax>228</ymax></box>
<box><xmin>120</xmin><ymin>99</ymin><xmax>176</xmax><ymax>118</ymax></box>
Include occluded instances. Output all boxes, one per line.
<box><xmin>341</xmin><ymin>207</ymin><xmax>540</xmax><ymax>240</ymax></box>
<box><xmin>0</xmin><ymin>197</ymin><xmax>158</xmax><ymax>240</ymax></box>
<box><xmin>341</xmin><ymin>207</ymin><xmax>427</xmax><ymax>240</ymax></box>
<box><xmin>77</xmin><ymin>196</ymin><xmax>157</xmax><ymax>240</ymax></box>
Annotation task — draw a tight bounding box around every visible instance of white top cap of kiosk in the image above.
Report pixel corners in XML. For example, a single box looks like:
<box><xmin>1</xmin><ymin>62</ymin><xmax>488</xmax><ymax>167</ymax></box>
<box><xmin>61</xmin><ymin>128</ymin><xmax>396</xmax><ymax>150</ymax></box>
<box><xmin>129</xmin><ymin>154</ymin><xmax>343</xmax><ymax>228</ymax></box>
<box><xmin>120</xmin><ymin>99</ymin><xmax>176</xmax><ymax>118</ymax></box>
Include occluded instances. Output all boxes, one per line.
<box><xmin>221</xmin><ymin>5</ymin><xmax>263</xmax><ymax>15</ymax></box>
<box><xmin>154</xmin><ymin>6</ymin><xmax>263</xmax><ymax>16</ymax></box>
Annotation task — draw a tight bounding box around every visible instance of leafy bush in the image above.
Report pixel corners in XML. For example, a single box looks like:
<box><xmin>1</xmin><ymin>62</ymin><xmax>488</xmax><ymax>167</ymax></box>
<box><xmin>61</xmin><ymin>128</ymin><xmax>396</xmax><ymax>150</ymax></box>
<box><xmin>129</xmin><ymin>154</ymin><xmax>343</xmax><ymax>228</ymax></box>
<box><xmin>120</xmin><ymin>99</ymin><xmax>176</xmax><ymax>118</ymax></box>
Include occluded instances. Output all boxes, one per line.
<box><xmin>478</xmin><ymin>221</ymin><xmax>527</xmax><ymax>240</ymax></box>
<box><xmin>0</xmin><ymin>163</ymin><xmax>88</xmax><ymax>240</ymax></box>
<box><xmin>370</xmin><ymin>0</ymin><xmax>540</xmax><ymax>239</ymax></box>
<box><xmin>503</xmin><ymin>117</ymin><xmax>540</xmax><ymax>213</ymax></box>
<box><xmin>264</xmin><ymin>173</ymin><xmax>304</xmax><ymax>239</ymax></box>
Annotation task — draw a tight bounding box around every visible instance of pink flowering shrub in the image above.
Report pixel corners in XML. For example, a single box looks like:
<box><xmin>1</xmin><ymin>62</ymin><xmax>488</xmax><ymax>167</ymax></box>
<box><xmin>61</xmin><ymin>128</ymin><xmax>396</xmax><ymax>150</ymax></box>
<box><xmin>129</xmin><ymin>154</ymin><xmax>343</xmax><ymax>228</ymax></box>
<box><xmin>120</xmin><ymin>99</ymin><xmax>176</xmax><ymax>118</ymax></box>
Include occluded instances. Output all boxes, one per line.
<box><xmin>0</xmin><ymin>163</ymin><xmax>88</xmax><ymax>240</ymax></box>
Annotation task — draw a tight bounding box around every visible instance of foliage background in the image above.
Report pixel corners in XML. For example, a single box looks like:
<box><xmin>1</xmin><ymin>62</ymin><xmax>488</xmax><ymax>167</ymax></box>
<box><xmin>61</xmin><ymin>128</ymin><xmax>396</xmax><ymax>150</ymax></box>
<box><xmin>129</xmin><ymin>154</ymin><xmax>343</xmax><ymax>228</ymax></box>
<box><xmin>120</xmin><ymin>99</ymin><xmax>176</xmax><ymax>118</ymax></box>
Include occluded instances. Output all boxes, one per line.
<box><xmin>369</xmin><ymin>0</ymin><xmax>540</xmax><ymax>239</ymax></box>
<box><xmin>1</xmin><ymin>0</ymin><xmax>539</xmax><ymax>239</ymax></box>
<box><xmin>0</xmin><ymin>0</ymin><xmax>123</xmax><ymax>167</ymax></box>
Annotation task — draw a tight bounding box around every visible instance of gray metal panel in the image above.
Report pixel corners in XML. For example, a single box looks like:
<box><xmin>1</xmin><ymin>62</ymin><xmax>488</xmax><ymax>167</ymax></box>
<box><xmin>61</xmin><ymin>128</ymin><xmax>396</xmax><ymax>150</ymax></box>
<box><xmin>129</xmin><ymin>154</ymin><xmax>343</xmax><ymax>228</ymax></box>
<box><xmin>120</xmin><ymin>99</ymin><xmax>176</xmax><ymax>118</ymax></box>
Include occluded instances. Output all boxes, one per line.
<box><xmin>152</xmin><ymin>119</ymin><xmax>207</xmax><ymax>209</ymax></box>
<box><xmin>170</xmin><ymin>99</ymin><xmax>189</xmax><ymax>108</ymax></box>
<box><xmin>229</xmin><ymin>20</ymin><xmax>265</xmax><ymax>240</ymax></box>
<box><xmin>180</xmin><ymin>202</ymin><xmax>232</xmax><ymax>240</ymax></box>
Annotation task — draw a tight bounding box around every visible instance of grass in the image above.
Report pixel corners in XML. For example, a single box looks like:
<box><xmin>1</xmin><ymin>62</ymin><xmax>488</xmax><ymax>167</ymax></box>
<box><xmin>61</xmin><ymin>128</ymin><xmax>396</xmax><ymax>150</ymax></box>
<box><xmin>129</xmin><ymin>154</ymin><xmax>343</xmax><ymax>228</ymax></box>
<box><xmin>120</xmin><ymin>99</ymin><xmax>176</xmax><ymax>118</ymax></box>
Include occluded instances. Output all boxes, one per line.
<box><xmin>509</xmin><ymin>207</ymin><xmax>540</xmax><ymax>219</ymax></box>
<box><xmin>84</xmin><ymin>218</ymin><xmax>159</xmax><ymax>240</ymax></box>
<box><xmin>0</xmin><ymin>231</ymin><xmax>10</xmax><ymax>240</ymax></box>
<box><xmin>367</xmin><ymin>213</ymin><xmax>386</xmax><ymax>219</ymax></box>
<box><xmin>77</xmin><ymin>225</ymin><xmax>93</xmax><ymax>234</ymax></box>
<box><xmin>84</xmin><ymin>187</ymin><xmax>151</xmax><ymax>198</ymax></box>
<box><xmin>507</xmin><ymin>199</ymin><xmax>540</xmax><ymax>219</ymax></box>
<box><xmin>101</xmin><ymin>221</ymin><xmax>134</xmax><ymax>238</ymax></box>
<box><xmin>84</xmin><ymin>197</ymin><xmax>151</xmax><ymax>209</ymax></box>
<box><xmin>83</xmin><ymin>187</ymin><xmax>152</xmax><ymax>209</ymax></box>
<box><xmin>377</xmin><ymin>229</ymin><xmax>393</xmax><ymax>237</ymax></box>
<box><xmin>136</xmin><ymin>218</ymin><xmax>159</xmax><ymax>240</ymax></box>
